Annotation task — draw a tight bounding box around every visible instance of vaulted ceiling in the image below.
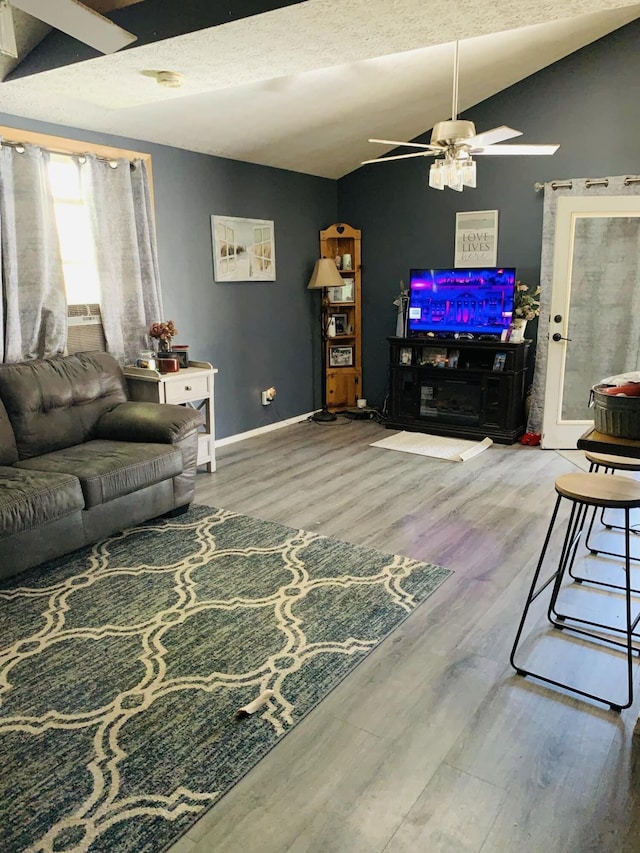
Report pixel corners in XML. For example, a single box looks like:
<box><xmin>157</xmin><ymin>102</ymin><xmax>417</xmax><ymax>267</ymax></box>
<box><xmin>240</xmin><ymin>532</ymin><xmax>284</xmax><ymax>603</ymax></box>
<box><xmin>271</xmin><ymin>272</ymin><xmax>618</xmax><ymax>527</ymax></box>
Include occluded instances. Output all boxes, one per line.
<box><xmin>0</xmin><ymin>0</ymin><xmax>638</xmax><ymax>178</ymax></box>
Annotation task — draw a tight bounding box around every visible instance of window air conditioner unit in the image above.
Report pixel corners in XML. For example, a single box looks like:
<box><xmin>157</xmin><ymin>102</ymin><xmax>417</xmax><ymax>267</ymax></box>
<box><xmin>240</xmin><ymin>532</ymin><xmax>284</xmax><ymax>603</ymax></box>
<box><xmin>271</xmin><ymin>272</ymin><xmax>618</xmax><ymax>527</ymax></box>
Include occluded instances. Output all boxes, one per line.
<box><xmin>66</xmin><ymin>304</ymin><xmax>107</xmax><ymax>354</ymax></box>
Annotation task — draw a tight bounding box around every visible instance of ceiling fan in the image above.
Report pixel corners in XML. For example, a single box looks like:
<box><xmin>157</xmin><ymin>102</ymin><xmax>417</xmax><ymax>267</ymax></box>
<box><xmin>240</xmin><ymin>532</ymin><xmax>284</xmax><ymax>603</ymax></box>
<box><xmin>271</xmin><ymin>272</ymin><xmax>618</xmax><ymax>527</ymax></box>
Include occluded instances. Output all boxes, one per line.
<box><xmin>0</xmin><ymin>0</ymin><xmax>137</xmax><ymax>59</ymax></box>
<box><xmin>362</xmin><ymin>40</ymin><xmax>559</xmax><ymax>191</ymax></box>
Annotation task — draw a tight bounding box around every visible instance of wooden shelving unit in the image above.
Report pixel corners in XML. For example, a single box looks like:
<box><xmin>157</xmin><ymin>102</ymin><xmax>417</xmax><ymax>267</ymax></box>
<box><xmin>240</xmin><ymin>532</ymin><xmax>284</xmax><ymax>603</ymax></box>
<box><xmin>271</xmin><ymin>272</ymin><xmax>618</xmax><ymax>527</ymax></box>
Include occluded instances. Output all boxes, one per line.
<box><xmin>319</xmin><ymin>223</ymin><xmax>362</xmax><ymax>411</ymax></box>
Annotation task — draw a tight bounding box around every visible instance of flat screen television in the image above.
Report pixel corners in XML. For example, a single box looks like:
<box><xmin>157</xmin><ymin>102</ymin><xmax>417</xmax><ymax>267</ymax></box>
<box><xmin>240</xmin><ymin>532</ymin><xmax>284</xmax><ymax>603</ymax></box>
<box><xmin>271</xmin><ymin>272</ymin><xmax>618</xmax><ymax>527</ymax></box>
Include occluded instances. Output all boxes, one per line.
<box><xmin>407</xmin><ymin>267</ymin><xmax>516</xmax><ymax>338</ymax></box>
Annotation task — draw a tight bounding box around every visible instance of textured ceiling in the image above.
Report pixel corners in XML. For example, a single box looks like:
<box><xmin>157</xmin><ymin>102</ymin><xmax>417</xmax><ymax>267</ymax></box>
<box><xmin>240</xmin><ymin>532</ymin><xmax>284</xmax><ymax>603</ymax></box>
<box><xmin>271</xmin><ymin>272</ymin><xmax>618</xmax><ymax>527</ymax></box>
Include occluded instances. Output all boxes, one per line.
<box><xmin>0</xmin><ymin>0</ymin><xmax>638</xmax><ymax>178</ymax></box>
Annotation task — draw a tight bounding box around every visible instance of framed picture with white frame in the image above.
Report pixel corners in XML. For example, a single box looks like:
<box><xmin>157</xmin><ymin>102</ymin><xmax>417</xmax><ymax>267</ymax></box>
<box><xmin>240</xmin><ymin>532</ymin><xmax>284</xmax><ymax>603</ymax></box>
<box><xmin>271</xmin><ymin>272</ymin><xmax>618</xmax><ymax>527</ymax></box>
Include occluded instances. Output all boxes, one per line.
<box><xmin>211</xmin><ymin>215</ymin><xmax>276</xmax><ymax>282</ymax></box>
<box><xmin>327</xmin><ymin>278</ymin><xmax>354</xmax><ymax>303</ymax></box>
<box><xmin>332</xmin><ymin>313</ymin><xmax>348</xmax><ymax>335</ymax></box>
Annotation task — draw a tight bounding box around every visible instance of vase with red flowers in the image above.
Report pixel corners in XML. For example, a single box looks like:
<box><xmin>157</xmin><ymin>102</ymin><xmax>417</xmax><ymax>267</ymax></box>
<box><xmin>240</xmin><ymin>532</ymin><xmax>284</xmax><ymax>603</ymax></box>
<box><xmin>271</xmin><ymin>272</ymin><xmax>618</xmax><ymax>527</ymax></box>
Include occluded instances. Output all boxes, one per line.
<box><xmin>149</xmin><ymin>320</ymin><xmax>177</xmax><ymax>353</ymax></box>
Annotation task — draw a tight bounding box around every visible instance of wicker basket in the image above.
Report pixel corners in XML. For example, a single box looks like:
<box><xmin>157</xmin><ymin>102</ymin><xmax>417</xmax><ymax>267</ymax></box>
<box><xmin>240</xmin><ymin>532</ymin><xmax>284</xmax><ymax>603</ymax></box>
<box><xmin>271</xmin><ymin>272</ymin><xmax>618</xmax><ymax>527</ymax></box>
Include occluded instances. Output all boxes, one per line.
<box><xmin>592</xmin><ymin>383</ymin><xmax>640</xmax><ymax>439</ymax></box>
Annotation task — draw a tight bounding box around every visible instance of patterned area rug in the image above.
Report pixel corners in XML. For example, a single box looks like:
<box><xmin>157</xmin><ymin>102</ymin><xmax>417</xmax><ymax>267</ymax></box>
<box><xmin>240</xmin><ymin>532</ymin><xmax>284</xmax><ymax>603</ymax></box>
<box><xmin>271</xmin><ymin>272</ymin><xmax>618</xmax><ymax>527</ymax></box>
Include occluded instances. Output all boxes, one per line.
<box><xmin>0</xmin><ymin>505</ymin><xmax>452</xmax><ymax>853</ymax></box>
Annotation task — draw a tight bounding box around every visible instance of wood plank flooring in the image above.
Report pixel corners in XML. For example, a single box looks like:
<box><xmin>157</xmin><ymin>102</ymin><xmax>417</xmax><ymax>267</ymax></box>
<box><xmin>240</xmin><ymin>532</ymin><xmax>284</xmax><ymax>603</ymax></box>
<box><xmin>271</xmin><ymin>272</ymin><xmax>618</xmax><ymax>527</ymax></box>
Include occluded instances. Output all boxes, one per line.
<box><xmin>167</xmin><ymin>419</ymin><xmax>640</xmax><ymax>853</ymax></box>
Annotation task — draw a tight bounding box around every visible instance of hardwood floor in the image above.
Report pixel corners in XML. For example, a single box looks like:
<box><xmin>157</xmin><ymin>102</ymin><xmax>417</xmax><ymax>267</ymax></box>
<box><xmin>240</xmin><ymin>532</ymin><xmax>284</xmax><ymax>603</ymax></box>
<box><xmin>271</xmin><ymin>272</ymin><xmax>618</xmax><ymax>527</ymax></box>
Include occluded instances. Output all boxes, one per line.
<box><xmin>168</xmin><ymin>419</ymin><xmax>640</xmax><ymax>853</ymax></box>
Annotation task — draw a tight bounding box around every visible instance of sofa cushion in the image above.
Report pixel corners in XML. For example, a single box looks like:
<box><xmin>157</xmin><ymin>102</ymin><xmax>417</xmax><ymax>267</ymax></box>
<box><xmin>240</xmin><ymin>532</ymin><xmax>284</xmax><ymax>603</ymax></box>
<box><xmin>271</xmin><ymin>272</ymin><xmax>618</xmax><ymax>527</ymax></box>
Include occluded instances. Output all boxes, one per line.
<box><xmin>0</xmin><ymin>399</ymin><xmax>18</xmax><ymax>465</ymax></box>
<box><xmin>0</xmin><ymin>466</ymin><xmax>84</xmax><ymax>538</ymax></box>
<box><xmin>16</xmin><ymin>440</ymin><xmax>183</xmax><ymax>509</ymax></box>
<box><xmin>0</xmin><ymin>352</ymin><xmax>128</xmax><ymax>460</ymax></box>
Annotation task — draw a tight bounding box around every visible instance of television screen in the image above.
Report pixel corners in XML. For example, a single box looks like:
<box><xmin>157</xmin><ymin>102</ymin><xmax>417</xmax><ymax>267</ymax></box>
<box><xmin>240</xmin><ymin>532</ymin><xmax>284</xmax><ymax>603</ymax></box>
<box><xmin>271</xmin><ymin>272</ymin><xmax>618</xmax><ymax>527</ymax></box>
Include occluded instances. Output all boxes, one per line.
<box><xmin>407</xmin><ymin>267</ymin><xmax>516</xmax><ymax>337</ymax></box>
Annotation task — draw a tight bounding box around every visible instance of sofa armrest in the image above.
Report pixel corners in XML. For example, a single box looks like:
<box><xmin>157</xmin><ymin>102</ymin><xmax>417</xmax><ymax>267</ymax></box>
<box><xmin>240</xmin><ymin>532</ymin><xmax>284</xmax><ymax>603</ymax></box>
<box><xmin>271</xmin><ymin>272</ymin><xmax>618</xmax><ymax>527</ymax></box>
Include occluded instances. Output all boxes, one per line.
<box><xmin>95</xmin><ymin>402</ymin><xmax>204</xmax><ymax>444</ymax></box>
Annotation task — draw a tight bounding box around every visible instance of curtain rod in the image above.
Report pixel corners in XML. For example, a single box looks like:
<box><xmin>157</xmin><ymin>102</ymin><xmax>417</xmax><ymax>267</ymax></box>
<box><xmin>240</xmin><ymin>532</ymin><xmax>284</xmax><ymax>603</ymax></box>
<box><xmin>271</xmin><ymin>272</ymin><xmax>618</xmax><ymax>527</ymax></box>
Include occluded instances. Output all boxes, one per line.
<box><xmin>534</xmin><ymin>177</ymin><xmax>640</xmax><ymax>192</ymax></box>
<box><xmin>0</xmin><ymin>139</ymin><xmax>139</xmax><ymax>167</ymax></box>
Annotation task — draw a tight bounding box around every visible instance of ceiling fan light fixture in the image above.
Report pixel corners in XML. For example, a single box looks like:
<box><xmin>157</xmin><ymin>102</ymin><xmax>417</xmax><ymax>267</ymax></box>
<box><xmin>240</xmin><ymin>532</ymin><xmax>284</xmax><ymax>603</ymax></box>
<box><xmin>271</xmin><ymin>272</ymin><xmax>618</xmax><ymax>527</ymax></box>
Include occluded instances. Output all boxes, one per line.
<box><xmin>429</xmin><ymin>156</ymin><xmax>476</xmax><ymax>192</ymax></box>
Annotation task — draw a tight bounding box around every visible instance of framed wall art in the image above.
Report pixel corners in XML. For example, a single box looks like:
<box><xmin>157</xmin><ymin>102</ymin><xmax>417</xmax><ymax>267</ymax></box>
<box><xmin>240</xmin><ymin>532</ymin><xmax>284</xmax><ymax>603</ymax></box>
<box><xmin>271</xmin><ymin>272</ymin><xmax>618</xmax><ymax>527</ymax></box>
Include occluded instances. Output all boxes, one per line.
<box><xmin>211</xmin><ymin>215</ymin><xmax>276</xmax><ymax>282</ymax></box>
<box><xmin>454</xmin><ymin>209</ymin><xmax>498</xmax><ymax>267</ymax></box>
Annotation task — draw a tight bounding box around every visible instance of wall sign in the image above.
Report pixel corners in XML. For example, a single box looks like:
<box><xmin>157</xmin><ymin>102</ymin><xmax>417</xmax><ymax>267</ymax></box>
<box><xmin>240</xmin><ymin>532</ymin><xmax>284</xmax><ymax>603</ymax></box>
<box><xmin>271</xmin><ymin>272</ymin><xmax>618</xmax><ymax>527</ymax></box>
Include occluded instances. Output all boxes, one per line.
<box><xmin>454</xmin><ymin>210</ymin><xmax>498</xmax><ymax>267</ymax></box>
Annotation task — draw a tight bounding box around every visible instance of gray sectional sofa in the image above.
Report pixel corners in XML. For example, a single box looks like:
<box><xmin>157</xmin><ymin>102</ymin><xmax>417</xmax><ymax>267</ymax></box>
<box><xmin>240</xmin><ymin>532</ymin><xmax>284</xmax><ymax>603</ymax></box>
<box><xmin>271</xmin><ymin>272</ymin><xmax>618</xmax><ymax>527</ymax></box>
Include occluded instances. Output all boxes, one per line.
<box><xmin>0</xmin><ymin>351</ymin><xmax>204</xmax><ymax>580</ymax></box>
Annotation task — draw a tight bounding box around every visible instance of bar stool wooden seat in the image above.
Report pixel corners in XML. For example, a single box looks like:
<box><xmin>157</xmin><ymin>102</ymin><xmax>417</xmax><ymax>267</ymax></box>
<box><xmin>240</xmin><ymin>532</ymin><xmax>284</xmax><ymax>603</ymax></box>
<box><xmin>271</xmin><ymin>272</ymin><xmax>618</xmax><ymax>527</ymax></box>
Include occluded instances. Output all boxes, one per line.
<box><xmin>585</xmin><ymin>450</ymin><xmax>640</xmax><ymax>473</ymax></box>
<box><xmin>510</xmin><ymin>471</ymin><xmax>640</xmax><ymax>712</ymax></box>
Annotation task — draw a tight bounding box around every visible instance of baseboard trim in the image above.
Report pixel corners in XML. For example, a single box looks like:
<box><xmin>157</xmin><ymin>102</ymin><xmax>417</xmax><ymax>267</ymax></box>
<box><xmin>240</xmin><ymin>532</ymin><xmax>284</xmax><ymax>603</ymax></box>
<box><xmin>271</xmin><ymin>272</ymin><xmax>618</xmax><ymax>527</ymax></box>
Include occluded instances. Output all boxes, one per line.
<box><xmin>215</xmin><ymin>412</ymin><xmax>315</xmax><ymax>447</ymax></box>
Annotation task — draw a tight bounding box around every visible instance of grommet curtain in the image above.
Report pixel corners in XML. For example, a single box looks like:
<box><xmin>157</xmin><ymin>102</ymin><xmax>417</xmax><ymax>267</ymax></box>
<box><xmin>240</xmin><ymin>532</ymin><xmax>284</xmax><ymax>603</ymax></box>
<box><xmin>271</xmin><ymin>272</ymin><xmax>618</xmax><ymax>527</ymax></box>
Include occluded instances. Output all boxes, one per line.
<box><xmin>80</xmin><ymin>155</ymin><xmax>163</xmax><ymax>366</ymax></box>
<box><xmin>0</xmin><ymin>145</ymin><xmax>66</xmax><ymax>362</ymax></box>
<box><xmin>0</xmin><ymin>143</ymin><xmax>163</xmax><ymax>366</ymax></box>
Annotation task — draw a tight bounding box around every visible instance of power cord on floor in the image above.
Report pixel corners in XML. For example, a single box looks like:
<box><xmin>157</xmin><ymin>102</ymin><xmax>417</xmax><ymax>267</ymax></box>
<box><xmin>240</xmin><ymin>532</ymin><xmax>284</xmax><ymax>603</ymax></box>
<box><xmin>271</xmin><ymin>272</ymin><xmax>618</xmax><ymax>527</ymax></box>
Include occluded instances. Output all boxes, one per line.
<box><xmin>306</xmin><ymin>413</ymin><xmax>351</xmax><ymax>425</ymax></box>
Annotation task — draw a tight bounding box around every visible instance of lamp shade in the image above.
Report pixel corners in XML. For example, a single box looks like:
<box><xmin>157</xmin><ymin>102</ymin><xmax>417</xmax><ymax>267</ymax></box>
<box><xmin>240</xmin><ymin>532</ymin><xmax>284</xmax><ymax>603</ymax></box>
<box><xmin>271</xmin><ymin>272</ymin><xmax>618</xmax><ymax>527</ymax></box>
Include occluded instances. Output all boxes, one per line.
<box><xmin>307</xmin><ymin>258</ymin><xmax>344</xmax><ymax>289</ymax></box>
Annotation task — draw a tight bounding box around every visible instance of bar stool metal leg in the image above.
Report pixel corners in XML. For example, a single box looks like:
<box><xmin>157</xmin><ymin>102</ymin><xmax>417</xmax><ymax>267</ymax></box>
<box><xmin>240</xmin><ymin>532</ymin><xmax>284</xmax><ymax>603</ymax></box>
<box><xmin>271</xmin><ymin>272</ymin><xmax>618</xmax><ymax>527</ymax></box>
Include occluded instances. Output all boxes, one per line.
<box><xmin>587</xmin><ymin>460</ymin><xmax>640</xmax><ymax>533</ymax></box>
<box><xmin>574</xmin><ymin>460</ymin><xmax>640</xmax><ymax>587</ymax></box>
<box><xmin>511</xmin><ymin>472</ymin><xmax>640</xmax><ymax>711</ymax></box>
<box><xmin>584</xmin><ymin>457</ymin><xmax>640</xmax><ymax>562</ymax></box>
<box><xmin>510</xmin><ymin>496</ymin><xmax>563</xmax><ymax>675</ymax></box>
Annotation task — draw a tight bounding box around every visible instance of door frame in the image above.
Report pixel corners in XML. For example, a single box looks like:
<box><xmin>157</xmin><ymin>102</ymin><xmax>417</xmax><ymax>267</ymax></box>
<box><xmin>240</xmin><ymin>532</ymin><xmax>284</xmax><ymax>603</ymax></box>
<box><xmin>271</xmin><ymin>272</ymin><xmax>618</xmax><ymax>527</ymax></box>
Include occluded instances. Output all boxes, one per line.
<box><xmin>542</xmin><ymin>195</ymin><xmax>640</xmax><ymax>448</ymax></box>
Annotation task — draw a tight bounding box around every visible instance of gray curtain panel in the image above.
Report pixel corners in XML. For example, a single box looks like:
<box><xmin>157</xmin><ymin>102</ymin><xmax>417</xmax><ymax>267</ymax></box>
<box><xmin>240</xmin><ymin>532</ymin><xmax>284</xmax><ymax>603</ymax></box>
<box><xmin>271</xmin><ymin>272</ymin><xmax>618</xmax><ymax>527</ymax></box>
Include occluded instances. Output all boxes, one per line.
<box><xmin>527</xmin><ymin>175</ymin><xmax>640</xmax><ymax>434</ymax></box>
<box><xmin>0</xmin><ymin>145</ymin><xmax>66</xmax><ymax>362</ymax></box>
<box><xmin>80</xmin><ymin>155</ymin><xmax>163</xmax><ymax>365</ymax></box>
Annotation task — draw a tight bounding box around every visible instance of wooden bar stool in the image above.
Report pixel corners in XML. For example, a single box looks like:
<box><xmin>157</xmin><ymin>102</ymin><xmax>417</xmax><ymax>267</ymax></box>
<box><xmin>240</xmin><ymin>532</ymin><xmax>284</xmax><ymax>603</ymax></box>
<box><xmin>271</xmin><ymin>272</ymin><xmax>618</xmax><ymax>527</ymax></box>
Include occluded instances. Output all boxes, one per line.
<box><xmin>510</xmin><ymin>471</ymin><xmax>640</xmax><ymax>712</ymax></box>
<box><xmin>581</xmin><ymin>451</ymin><xmax>640</xmax><ymax>579</ymax></box>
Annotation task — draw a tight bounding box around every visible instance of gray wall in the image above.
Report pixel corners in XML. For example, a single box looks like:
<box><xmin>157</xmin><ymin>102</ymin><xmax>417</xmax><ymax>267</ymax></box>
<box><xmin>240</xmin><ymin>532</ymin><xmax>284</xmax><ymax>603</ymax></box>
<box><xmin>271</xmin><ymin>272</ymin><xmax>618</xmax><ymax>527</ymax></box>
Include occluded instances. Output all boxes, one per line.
<box><xmin>0</xmin><ymin>114</ymin><xmax>337</xmax><ymax>438</ymax></box>
<box><xmin>337</xmin><ymin>19</ymin><xmax>640</xmax><ymax>406</ymax></box>
<box><xmin>4</xmin><ymin>17</ymin><xmax>639</xmax><ymax>435</ymax></box>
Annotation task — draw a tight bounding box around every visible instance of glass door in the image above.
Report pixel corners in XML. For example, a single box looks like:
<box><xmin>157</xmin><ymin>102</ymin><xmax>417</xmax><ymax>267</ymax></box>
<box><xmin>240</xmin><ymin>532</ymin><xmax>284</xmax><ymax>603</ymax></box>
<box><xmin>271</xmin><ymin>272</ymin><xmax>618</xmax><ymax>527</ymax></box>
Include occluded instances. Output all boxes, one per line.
<box><xmin>542</xmin><ymin>196</ymin><xmax>640</xmax><ymax>448</ymax></box>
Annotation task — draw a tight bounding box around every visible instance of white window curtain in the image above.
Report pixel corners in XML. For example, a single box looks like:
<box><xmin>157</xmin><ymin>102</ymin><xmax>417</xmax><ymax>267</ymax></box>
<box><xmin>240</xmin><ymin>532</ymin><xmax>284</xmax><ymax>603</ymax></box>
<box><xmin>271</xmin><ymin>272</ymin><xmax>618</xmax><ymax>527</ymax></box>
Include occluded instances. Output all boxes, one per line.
<box><xmin>0</xmin><ymin>144</ymin><xmax>66</xmax><ymax>362</ymax></box>
<box><xmin>80</xmin><ymin>154</ymin><xmax>163</xmax><ymax>365</ymax></box>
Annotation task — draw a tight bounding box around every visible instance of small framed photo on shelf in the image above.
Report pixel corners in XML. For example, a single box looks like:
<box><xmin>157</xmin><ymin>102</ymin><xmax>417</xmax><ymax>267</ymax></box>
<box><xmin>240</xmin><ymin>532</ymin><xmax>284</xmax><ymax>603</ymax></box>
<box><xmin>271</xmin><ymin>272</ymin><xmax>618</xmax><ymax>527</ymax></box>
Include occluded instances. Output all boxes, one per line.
<box><xmin>340</xmin><ymin>278</ymin><xmax>354</xmax><ymax>301</ymax></box>
<box><xmin>170</xmin><ymin>348</ymin><xmax>189</xmax><ymax>369</ymax></box>
<box><xmin>327</xmin><ymin>278</ymin><xmax>354</xmax><ymax>303</ymax></box>
<box><xmin>419</xmin><ymin>346</ymin><xmax>448</xmax><ymax>367</ymax></box>
<box><xmin>329</xmin><ymin>345</ymin><xmax>354</xmax><ymax>367</ymax></box>
<box><xmin>399</xmin><ymin>346</ymin><xmax>412</xmax><ymax>365</ymax></box>
<box><xmin>493</xmin><ymin>352</ymin><xmax>507</xmax><ymax>372</ymax></box>
<box><xmin>332</xmin><ymin>313</ymin><xmax>348</xmax><ymax>335</ymax></box>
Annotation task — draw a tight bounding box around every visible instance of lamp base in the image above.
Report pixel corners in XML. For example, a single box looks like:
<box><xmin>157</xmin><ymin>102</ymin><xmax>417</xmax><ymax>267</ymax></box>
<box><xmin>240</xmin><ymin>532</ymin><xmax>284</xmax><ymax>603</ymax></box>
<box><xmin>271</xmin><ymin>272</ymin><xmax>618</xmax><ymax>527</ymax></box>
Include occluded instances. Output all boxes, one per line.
<box><xmin>311</xmin><ymin>407</ymin><xmax>338</xmax><ymax>424</ymax></box>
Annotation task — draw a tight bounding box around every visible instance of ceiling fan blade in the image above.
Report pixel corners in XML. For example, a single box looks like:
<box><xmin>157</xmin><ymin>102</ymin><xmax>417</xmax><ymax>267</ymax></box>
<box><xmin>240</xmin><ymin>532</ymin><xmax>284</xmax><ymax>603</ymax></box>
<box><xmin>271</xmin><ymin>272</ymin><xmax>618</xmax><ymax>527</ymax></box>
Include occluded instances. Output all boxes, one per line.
<box><xmin>11</xmin><ymin>0</ymin><xmax>137</xmax><ymax>53</ymax></box>
<box><xmin>368</xmin><ymin>138</ymin><xmax>444</xmax><ymax>152</ymax></box>
<box><xmin>466</xmin><ymin>126</ymin><xmax>522</xmax><ymax>149</ymax></box>
<box><xmin>475</xmin><ymin>144</ymin><xmax>560</xmax><ymax>156</ymax></box>
<box><xmin>362</xmin><ymin>151</ymin><xmax>435</xmax><ymax>165</ymax></box>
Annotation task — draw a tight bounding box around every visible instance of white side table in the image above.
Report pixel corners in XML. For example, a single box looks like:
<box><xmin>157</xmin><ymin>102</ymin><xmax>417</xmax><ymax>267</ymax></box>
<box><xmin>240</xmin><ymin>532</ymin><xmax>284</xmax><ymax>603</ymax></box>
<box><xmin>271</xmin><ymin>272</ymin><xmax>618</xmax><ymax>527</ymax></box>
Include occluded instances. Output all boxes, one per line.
<box><xmin>123</xmin><ymin>360</ymin><xmax>217</xmax><ymax>472</ymax></box>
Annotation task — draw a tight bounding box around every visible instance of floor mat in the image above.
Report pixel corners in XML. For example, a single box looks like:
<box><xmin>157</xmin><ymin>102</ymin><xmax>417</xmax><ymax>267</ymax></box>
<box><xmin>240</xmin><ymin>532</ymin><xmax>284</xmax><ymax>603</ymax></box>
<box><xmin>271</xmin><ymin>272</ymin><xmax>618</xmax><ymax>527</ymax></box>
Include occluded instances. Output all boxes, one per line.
<box><xmin>370</xmin><ymin>431</ymin><xmax>493</xmax><ymax>462</ymax></box>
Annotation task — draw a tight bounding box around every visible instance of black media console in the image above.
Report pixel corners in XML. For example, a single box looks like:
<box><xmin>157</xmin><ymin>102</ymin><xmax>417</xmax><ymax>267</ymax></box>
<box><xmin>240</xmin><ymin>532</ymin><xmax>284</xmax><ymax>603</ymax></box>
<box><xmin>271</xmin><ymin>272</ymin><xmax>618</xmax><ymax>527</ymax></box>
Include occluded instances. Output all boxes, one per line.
<box><xmin>386</xmin><ymin>337</ymin><xmax>531</xmax><ymax>445</ymax></box>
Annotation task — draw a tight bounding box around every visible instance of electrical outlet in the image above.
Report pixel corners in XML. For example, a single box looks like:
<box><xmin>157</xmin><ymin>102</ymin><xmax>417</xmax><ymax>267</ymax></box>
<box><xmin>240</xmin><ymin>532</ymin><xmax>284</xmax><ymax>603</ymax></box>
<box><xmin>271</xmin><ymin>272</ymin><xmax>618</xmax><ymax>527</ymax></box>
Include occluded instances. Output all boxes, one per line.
<box><xmin>261</xmin><ymin>386</ymin><xmax>277</xmax><ymax>406</ymax></box>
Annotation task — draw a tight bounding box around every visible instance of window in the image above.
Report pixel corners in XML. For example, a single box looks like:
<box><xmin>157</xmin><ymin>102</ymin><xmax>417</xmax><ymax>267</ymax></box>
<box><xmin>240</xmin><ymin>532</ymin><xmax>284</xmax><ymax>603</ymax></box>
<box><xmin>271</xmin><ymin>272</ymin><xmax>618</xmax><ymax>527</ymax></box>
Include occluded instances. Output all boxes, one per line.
<box><xmin>48</xmin><ymin>154</ymin><xmax>100</xmax><ymax>305</ymax></box>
